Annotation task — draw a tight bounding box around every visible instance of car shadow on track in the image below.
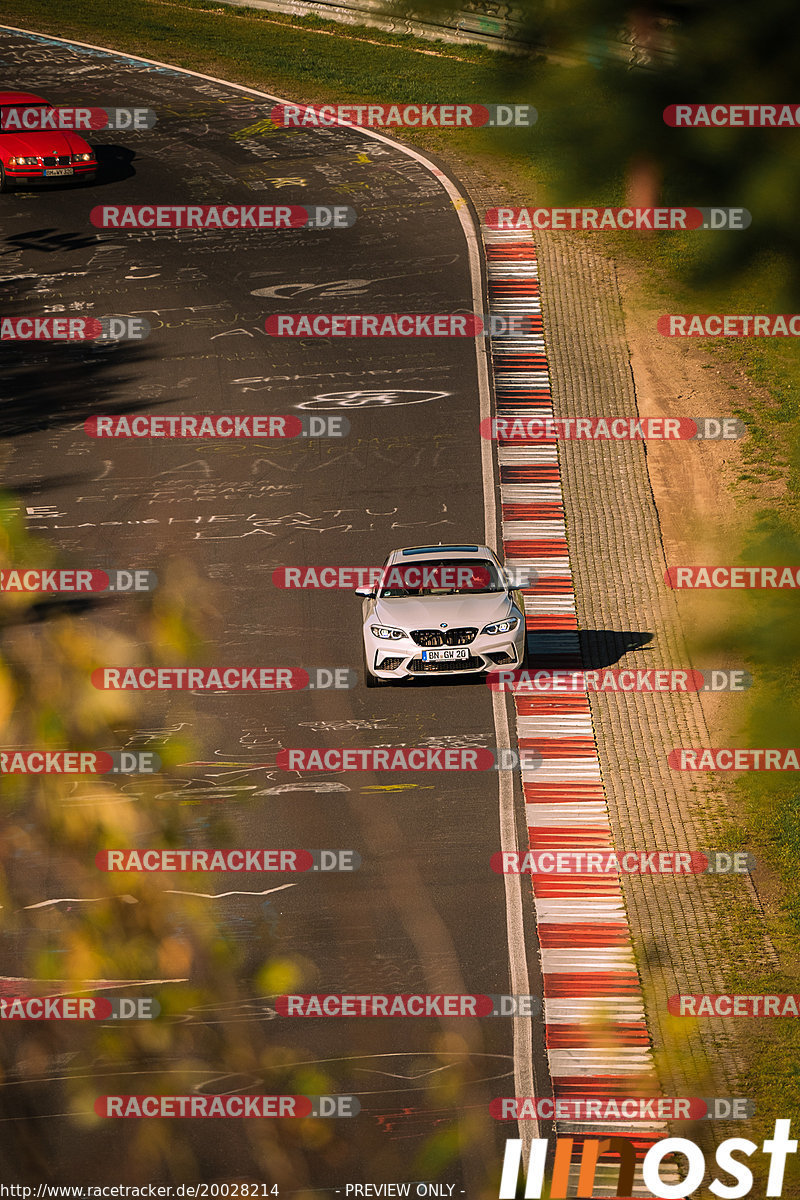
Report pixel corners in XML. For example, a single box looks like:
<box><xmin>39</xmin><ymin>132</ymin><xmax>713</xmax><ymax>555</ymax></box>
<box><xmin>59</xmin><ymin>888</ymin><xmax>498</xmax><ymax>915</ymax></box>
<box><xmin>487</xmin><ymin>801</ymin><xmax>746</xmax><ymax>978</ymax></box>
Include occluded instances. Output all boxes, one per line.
<box><xmin>360</xmin><ymin>631</ymin><xmax>656</xmax><ymax>686</ymax></box>
<box><xmin>578</xmin><ymin>629</ymin><xmax>654</xmax><ymax>667</ymax></box>
<box><xmin>93</xmin><ymin>143</ymin><xmax>136</xmax><ymax>186</ymax></box>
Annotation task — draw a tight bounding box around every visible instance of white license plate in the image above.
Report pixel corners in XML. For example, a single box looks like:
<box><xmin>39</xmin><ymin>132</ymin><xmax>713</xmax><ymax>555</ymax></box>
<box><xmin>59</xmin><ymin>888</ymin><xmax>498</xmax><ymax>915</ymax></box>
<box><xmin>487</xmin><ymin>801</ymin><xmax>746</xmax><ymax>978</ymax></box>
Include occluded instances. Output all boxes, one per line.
<box><xmin>421</xmin><ymin>647</ymin><xmax>469</xmax><ymax>662</ymax></box>
<box><xmin>44</xmin><ymin>167</ymin><xmax>73</xmax><ymax>176</ymax></box>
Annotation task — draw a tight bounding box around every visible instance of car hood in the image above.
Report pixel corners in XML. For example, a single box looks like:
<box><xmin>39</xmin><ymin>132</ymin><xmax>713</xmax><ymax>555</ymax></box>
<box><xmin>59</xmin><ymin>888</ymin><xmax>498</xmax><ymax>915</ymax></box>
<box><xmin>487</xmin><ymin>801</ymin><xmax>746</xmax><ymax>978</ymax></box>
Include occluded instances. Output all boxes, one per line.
<box><xmin>0</xmin><ymin>130</ymin><xmax>92</xmax><ymax>156</ymax></box>
<box><xmin>373</xmin><ymin>592</ymin><xmax>514</xmax><ymax>630</ymax></box>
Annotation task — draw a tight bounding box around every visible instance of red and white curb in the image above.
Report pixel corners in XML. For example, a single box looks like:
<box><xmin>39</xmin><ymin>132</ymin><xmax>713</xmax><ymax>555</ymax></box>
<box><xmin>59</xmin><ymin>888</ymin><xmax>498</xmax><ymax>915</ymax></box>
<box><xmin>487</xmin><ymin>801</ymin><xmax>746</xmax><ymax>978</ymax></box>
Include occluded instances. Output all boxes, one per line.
<box><xmin>483</xmin><ymin>224</ymin><xmax>669</xmax><ymax>1188</ymax></box>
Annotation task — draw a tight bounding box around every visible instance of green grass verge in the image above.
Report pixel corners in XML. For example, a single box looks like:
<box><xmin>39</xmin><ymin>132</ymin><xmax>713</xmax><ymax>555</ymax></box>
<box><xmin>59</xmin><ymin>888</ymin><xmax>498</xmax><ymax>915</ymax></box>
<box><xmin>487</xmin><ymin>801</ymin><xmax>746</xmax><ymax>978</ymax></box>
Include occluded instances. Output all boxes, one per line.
<box><xmin>0</xmin><ymin>0</ymin><xmax>510</xmax><ymax>98</ymax></box>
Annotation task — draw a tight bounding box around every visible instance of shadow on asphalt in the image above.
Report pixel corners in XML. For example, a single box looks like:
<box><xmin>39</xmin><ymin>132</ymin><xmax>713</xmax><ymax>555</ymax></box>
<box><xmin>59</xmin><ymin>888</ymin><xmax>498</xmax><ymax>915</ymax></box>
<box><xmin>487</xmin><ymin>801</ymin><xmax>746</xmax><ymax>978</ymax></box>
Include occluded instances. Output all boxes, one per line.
<box><xmin>0</xmin><ymin>593</ymin><xmax>138</xmax><ymax>628</ymax></box>
<box><xmin>0</xmin><ymin>335</ymin><xmax>166</xmax><ymax>438</ymax></box>
<box><xmin>94</xmin><ymin>143</ymin><xmax>136</xmax><ymax>186</ymax></box>
<box><xmin>578</xmin><ymin>629</ymin><xmax>654</xmax><ymax>667</ymax></box>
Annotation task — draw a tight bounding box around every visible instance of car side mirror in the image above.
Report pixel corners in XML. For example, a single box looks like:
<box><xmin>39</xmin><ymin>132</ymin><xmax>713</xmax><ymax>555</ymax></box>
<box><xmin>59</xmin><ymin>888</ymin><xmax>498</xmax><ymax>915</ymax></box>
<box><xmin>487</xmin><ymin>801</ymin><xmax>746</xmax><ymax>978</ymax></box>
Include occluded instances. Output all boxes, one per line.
<box><xmin>355</xmin><ymin>586</ymin><xmax>375</xmax><ymax>598</ymax></box>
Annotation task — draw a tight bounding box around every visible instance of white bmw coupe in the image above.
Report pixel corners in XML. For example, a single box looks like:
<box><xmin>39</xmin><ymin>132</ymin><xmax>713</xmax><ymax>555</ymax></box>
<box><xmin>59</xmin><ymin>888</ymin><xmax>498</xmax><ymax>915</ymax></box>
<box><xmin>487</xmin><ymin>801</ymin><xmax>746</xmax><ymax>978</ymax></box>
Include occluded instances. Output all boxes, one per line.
<box><xmin>357</xmin><ymin>543</ymin><xmax>528</xmax><ymax>687</ymax></box>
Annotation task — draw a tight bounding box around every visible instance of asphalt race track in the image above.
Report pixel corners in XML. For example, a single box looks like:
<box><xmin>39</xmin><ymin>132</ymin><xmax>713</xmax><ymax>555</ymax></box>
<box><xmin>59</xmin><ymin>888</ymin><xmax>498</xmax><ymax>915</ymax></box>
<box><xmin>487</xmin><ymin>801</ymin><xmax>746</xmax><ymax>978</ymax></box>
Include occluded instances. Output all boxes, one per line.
<box><xmin>0</xmin><ymin>27</ymin><xmax>548</xmax><ymax>1190</ymax></box>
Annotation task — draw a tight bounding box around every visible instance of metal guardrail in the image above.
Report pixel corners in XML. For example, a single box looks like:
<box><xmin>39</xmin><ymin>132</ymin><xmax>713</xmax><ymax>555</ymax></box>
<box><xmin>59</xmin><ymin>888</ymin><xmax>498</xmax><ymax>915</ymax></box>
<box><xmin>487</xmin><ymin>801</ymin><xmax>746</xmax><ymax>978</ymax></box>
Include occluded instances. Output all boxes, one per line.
<box><xmin>213</xmin><ymin>0</ymin><xmax>531</xmax><ymax>52</ymax></box>
<box><xmin>212</xmin><ymin>0</ymin><xmax>675</xmax><ymax>65</ymax></box>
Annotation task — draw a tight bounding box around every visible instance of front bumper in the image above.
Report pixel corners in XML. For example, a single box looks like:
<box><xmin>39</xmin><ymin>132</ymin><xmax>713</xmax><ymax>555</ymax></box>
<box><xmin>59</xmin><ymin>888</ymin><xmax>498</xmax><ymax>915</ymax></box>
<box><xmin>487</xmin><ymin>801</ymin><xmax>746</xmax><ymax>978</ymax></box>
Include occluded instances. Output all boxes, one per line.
<box><xmin>363</xmin><ymin>628</ymin><xmax>526</xmax><ymax>680</ymax></box>
<box><xmin>4</xmin><ymin>165</ymin><xmax>96</xmax><ymax>185</ymax></box>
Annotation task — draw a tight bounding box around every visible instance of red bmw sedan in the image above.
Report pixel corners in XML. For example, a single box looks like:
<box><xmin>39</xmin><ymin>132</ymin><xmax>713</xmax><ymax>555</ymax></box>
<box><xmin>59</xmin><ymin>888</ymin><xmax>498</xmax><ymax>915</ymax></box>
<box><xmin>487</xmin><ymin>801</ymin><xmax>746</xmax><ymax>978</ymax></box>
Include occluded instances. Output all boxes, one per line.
<box><xmin>0</xmin><ymin>91</ymin><xmax>97</xmax><ymax>190</ymax></box>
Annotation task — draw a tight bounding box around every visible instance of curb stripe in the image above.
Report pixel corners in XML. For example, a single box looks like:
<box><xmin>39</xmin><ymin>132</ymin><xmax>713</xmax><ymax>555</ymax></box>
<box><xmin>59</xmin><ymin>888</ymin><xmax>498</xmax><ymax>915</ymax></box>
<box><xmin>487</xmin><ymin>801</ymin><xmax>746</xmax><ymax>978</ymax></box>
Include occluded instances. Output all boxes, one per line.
<box><xmin>481</xmin><ymin>222</ymin><xmax>664</xmax><ymax>1171</ymax></box>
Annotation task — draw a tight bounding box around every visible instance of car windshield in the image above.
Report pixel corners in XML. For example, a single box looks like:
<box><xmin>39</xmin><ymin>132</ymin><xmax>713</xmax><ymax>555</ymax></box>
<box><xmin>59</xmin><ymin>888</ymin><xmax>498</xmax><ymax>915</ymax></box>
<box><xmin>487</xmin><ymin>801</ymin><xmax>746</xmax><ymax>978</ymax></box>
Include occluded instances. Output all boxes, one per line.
<box><xmin>378</xmin><ymin>558</ymin><xmax>506</xmax><ymax>598</ymax></box>
<box><xmin>0</xmin><ymin>104</ymin><xmax>50</xmax><ymax>131</ymax></box>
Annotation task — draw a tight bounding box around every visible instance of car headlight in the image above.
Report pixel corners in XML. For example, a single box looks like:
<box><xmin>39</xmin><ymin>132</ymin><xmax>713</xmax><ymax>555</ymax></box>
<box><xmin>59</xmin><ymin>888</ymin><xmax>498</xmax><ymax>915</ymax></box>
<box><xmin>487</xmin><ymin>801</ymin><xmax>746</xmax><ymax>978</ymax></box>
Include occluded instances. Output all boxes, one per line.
<box><xmin>8</xmin><ymin>156</ymin><xmax>39</xmax><ymax>166</ymax></box>
<box><xmin>72</xmin><ymin>153</ymin><xmax>94</xmax><ymax>163</ymax></box>
<box><xmin>482</xmin><ymin>617</ymin><xmax>519</xmax><ymax>635</ymax></box>
<box><xmin>370</xmin><ymin>625</ymin><xmax>405</xmax><ymax>640</ymax></box>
